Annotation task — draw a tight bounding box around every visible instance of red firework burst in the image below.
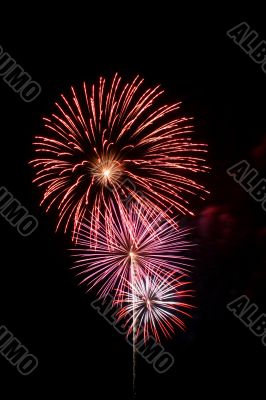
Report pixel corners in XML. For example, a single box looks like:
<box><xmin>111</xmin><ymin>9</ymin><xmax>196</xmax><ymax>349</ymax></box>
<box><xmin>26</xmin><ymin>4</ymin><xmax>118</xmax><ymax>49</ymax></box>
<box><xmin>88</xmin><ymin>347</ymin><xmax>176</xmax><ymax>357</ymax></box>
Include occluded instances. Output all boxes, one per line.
<box><xmin>31</xmin><ymin>74</ymin><xmax>208</xmax><ymax>239</ymax></box>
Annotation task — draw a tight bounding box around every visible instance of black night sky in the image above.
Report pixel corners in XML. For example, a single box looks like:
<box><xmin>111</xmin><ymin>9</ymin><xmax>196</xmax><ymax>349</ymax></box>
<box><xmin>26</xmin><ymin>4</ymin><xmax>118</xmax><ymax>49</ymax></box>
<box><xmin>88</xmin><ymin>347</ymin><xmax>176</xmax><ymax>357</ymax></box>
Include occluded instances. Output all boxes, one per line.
<box><xmin>0</xmin><ymin>7</ymin><xmax>265</xmax><ymax>399</ymax></box>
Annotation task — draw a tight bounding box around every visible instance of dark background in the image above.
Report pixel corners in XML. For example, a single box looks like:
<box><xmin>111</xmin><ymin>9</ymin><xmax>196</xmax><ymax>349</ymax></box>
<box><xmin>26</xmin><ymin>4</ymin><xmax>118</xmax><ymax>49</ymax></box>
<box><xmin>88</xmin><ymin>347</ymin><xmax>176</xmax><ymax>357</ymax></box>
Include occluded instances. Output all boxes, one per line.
<box><xmin>0</xmin><ymin>7</ymin><xmax>265</xmax><ymax>399</ymax></box>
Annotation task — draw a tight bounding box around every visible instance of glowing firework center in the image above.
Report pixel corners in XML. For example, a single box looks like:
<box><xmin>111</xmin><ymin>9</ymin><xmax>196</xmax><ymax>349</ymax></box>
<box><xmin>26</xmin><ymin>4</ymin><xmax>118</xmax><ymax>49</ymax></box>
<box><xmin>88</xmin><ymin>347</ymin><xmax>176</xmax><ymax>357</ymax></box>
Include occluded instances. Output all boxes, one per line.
<box><xmin>93</xmin><ymin>157</ymin><xmax>122</xmax><ymax>187</ymax></box>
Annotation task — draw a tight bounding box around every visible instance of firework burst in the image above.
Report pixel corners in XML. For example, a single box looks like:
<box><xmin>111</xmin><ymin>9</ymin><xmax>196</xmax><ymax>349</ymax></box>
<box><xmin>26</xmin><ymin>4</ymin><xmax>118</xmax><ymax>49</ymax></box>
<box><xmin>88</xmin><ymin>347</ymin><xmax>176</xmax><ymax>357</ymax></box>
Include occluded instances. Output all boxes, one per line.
<box><xmin>115</xmin><ymin>272</ymin><xmax>194</xmax><ymax>342</ymax></box>
<box><xmin>31</xmin><ymin>74</ymin><xmax>208</xmax><ymax>239</ymax></box>
<box><xmin>71</xmin><ymin>203</ymin><xmax>193</xmax><ymax>298</ymax></box>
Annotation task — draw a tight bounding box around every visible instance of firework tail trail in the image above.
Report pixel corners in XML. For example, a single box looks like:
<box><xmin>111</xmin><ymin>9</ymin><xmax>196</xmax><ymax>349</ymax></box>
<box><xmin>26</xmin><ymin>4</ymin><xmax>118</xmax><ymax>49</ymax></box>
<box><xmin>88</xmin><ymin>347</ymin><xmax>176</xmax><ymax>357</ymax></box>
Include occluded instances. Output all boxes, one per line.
<box><xmin>130</xmin><ymin>251</ymin><xmax>137</xmax><ymax>398</ymax></box>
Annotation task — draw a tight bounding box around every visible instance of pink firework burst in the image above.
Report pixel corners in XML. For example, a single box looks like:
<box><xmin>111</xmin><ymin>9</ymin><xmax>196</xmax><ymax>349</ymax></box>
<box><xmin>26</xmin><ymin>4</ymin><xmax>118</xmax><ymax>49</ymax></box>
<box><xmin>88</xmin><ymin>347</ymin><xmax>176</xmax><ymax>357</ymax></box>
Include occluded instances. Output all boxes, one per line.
<box><xmin>31</xmin><ymin>74</ymin><xmax>208</xmax><ymax>239</ymax></box>
<box><xmin>115</xmin><ymin>272</ymin><xmax>194</xmax><ymax>342</ymax></box>
<box><xmin>71</xmin><ymin>203</ymin><xmax>194</xmax><ymax>299</ymax></box>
